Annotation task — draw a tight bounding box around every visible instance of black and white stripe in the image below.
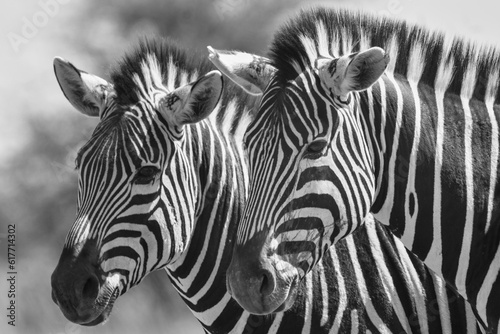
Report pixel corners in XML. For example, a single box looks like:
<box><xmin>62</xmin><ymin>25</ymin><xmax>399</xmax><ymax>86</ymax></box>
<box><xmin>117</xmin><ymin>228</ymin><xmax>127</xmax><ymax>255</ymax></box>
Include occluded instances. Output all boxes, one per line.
<box><xmin>58</xmin><ymin>37</ymin><xmax>480</xmax><ymax>333</ymax></box>
<box><xmin>236</xmin><ymin>8</ymin><xmax>500</xmax><ymax>332</ymax></box>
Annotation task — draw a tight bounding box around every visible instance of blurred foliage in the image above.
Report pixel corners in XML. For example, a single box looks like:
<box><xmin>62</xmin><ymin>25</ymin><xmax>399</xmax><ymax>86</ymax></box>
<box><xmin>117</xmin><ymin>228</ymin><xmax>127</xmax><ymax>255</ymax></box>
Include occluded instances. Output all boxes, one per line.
<box><xmin>0</xmin><ymin>0</ymin><xmax>307</xmax><ymax>333</ymax></box>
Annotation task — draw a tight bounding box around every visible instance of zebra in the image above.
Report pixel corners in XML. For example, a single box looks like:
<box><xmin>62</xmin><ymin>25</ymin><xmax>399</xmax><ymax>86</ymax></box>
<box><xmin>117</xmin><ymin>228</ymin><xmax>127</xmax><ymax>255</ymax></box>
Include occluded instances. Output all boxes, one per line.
<box><xmin>209</xmin><ymin>8</ymin><xmax>500</xmax><ymax>333</ymax></box>
<box><xmin>50</xmin><ymin>37</ymin><xmax>480</xmax><ymax>333</ymax></box>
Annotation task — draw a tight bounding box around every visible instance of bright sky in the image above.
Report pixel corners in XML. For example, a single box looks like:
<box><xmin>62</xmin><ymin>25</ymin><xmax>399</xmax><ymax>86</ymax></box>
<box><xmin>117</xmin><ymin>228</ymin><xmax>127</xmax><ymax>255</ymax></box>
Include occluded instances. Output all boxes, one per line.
<box><xmin>1</xmin><ymin>1</ymin><xmax>90</xmax><ymax>165</ymax></box>
<box><xmin>351</xmin><ymin>0</ymin><xmax>500</xmax><ymax>46</ymax></box>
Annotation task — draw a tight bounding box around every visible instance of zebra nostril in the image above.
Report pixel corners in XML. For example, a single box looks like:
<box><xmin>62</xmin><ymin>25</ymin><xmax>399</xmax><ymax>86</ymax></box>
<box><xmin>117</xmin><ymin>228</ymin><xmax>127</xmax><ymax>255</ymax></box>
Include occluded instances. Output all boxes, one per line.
<box><xmin>259</xmin><ymin>269</ymin><xmax>276</xmax><ymax>297</ymax></box>
<box><xmin>81</xmin><ymin>275</ymin><xmax>100</xmax><ymax>301</ymax></box>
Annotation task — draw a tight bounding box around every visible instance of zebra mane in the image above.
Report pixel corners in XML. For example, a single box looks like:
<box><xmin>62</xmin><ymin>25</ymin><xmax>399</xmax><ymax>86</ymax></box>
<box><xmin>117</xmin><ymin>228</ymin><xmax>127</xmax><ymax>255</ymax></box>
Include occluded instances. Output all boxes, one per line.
<box><xmin>269</xmin><ymin>7</ymin><xmax>500</xmax><ymax>104</ymax></box>
<box><xmin>111</xmin><ymin>37</ymin><xmax>210</xmax><ymax>106</ymax></box>
<box><xmin>75</xmin><ymin>37</ymin><xmax>257</xmax><ymax>168</ymax></box>
<box><xmin>110</xmin><ymin>37</ymin><xmax>257</xmax><ymax>135</ymax></box>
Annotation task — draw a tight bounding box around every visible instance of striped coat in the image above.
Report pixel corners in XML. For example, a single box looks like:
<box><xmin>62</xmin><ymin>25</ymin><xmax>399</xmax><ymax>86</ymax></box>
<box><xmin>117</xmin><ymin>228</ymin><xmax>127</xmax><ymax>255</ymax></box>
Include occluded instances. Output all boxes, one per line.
<box><xmin>51</xmin><ymin>37</ymin><xmax>480</xmax><ymax>333</ymax></box>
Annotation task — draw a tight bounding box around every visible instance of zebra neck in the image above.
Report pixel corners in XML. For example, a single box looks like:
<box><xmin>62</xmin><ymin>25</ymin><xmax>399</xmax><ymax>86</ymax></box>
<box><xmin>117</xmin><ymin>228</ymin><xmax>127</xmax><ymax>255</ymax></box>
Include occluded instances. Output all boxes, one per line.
<box><xmin>363</xmin><ymin>72</ymin><xmax>500</xmax><ymax>314</ymax></box>
<box><xmin>165</xmin><ymin>122</ymin><xmax>247</xmax><ymax>329</ymax></box>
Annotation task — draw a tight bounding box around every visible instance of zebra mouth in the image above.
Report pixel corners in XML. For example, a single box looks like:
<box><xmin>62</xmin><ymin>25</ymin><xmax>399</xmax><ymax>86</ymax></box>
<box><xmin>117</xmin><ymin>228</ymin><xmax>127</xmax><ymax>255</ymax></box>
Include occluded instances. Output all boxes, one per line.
<box><xmin>81</xmin><ymin>275</ymin><xmax>121</xmax><ymax>326</ymax></box>
<box><xmin>272</xmin><ymin>276</ymin><xmax>299</xmax><ymax>313</ymax></box>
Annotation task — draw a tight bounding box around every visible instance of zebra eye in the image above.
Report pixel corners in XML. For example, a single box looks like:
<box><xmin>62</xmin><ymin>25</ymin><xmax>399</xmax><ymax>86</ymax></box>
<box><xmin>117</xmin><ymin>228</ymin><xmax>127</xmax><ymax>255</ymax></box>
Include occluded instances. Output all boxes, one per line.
<box><xmin>304</xmin><ymin>140</ymin><xmax>328</xmax><ymax>159</ymax></box>
<box><xmin>134</xmin><ymin>166</ymin><xmax>160</xmax><ymax>185</ymax></box>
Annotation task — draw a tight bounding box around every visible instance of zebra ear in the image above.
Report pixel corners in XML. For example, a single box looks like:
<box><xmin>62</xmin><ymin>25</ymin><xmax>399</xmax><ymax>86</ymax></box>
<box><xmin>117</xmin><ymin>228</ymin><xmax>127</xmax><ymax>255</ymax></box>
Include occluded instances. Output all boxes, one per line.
<box><xmin>53</xmin><ymin>57</ymin><xmax>113</xmax><ymax>117</ymax></box>
<box><xmin>317</xmin><ymin>47</ymin><xmax>389</xmax><ymax>98</ymax></box>
<box><xmin>207</xmin><ymin>46</ymin><xmax>276</xmax><ymax>96</ymax></box>
<box><xmin>158</xmin><ymin>70</ymin><xmax>223</xmax><ymax>126</ymax></box>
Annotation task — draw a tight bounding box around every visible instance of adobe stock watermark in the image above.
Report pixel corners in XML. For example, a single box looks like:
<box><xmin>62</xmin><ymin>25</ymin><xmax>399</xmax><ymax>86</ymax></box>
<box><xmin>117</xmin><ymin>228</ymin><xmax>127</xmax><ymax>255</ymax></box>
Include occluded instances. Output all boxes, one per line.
<box><xmin>376</xmin><ymin>0</ymin><xmax>415</xmax><ymax>17</ymax></box>
<box><xmin>49</xmin><ymin>322</ymin><xmax>82</xmax><ymax>334</ymax></box>
<box><xmin>48</xmin><ymin>144</ymin><xmax>80</xmax><ymax>183</ymax></box>
<box><xmin>241</xmin><ymin>314</ymin><xmax>267</xmax><ymax>334</ymax></box>
<box><xmin>7</xmin><ymin>0</ymin><xmax>73</xmax><ymax>53</ymax></box>
<box><xmin>213</xmin><ymin>0</ymin><xmax>249</xmax><ymax>21</ymax></box>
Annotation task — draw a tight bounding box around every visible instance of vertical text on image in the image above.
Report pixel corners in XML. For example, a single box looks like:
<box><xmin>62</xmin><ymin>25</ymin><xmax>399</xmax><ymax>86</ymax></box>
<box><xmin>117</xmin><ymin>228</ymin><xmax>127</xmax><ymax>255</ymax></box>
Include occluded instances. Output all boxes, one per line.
<box><xmin>6</xmin><ymin>224</ymin><xmax>16</xmax><ymax>327</ymax></box>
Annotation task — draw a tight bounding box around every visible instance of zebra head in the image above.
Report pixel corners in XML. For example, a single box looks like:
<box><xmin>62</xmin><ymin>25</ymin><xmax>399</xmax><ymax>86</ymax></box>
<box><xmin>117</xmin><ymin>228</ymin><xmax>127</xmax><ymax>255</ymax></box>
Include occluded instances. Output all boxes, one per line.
<box><xmin>210</xmin><ymin>43</ymin><xmax>388</xmax><ymax>314</ymax></box>
<box><xmin>51</xmin><ymin>41</ymin><xmax>223</xmax><ymax>325</ymax></box>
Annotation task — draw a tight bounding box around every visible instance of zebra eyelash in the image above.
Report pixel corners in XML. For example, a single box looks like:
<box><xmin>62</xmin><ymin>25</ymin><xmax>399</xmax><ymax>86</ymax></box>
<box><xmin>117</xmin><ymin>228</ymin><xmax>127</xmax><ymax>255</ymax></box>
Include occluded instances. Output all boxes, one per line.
<box><xmin>133</xmin><ymin>165</ymin><xmax>161</xmax><ymax>185</ymax></box>
<box><xmin>303</xmin><ymin>139</ymin><xmax>329</xmax><ymax>159</ymax></box>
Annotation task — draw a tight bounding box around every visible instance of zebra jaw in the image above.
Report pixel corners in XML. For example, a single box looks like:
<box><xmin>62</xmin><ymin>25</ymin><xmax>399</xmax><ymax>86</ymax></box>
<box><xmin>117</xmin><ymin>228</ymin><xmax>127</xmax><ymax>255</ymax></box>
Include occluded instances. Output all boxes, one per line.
<box><xmin>227</xmin><ymin>236</ymin><xmax>304</xmax><ymax>315</ymax></box>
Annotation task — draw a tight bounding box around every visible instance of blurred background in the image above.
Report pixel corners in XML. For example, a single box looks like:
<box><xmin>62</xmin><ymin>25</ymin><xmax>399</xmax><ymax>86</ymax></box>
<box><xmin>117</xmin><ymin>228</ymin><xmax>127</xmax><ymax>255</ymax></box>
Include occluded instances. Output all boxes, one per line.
<box><xmin>1</xmin><ymin>0</ymin><xmax>499</xmax><ymax>333</ymax></box>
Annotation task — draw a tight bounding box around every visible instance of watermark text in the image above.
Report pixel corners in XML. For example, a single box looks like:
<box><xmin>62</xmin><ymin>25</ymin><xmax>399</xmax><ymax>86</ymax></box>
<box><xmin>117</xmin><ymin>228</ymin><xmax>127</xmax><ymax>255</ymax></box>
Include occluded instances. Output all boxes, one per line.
<box><xmin>5</xmin><ymin>224</ymin><xmax>16</xmax><ymax>326</ymax></box>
